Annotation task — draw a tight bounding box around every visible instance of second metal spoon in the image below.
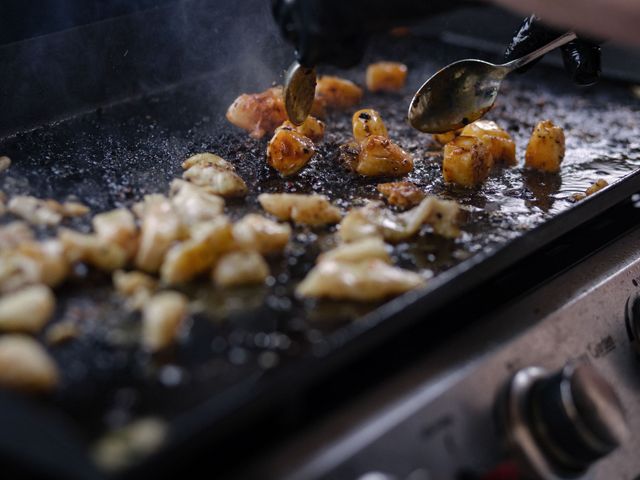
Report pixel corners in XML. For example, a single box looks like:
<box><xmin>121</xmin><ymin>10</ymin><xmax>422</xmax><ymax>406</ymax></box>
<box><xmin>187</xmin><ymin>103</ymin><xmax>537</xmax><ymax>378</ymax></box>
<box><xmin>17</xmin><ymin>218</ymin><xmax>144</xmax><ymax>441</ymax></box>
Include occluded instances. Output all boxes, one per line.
<box><xmin>408</xmin><ymin>31</ymin><xmax>578</xmax><ymax>134</ymax></box>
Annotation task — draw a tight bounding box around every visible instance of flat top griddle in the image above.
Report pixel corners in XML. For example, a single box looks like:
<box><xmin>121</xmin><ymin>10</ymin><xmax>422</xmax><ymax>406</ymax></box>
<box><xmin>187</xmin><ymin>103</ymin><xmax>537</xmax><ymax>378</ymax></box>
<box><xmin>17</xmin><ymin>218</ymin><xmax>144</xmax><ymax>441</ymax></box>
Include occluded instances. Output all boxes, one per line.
<box><xmin>1</xmin><ymin>35</ymin><xmax>640</xmax><ymax>477</ymax></box>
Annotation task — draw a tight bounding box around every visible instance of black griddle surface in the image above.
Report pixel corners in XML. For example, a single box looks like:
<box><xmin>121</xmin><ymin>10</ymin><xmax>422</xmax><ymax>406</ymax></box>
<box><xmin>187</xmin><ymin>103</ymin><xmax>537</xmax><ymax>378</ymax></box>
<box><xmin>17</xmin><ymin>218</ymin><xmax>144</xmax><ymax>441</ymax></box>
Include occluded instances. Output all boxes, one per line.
<box><xmin>1</xmin><ymin>36</ymin><xmax>640</xmax><ymax>473</ymax></box>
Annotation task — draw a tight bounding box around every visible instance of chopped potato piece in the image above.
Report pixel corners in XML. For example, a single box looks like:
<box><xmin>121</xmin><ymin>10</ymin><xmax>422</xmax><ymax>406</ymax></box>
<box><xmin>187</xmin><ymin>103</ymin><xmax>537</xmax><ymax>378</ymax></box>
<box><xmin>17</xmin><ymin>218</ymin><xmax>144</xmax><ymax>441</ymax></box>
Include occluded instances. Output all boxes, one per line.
<box><xmin>134</xmin><ymin>196</ymin><xmax>185</xmax><ymax>273</ymax></box>
<box><xmin>212</xmin><ymin>251</ymin><xmax>270</xmax><ymax>288</ymax></box>
<box><xmin>314</xmin><ymin>76</ymin><xmax>363</xmax><ymax>111</ymax></box>
<box><xmin>60</xmin><ymin>229</ymin><xmax>128</xmax><ymax>272</ymax></box>
<box><xmin>267</xmin><ymin>126</ymin><xmax>315</xmax><ymax>177</ymax></box>
<box><xmin>443</xmin><ymin>136</ymin><xmax>493</xmax><ymax>187</ymax></box>
<box><xmin>226</xmin><ymin>86</ymin><xmax>288</xmax><ymax>139</ymax></box>
<box><xmin>377</xmin><ymin>181</ymin><xmax>425</xmax><ymax>209</ymax></box>
<box><xmin>433</xmin><ymin>129</ymin><xmax>462</xmax><ymax>145</ymax></box>
<box><xmin>60</xmin><ymin>201</ymin><xmax>90</xmax><ymax>217</ymax></box>
<box><xmin>15</xmin><ymin>240</ymin><xmax>68</xmax><ymax>288</ymax></box>
<box><xmin>182</xmin><ymin>154</ymin><xmax>247</xmax><ymax>198</ymax></box>
<box><xmin>0</xmin><ymin>221</ymin><xmax>33</xmax><ymax>250</ymax></box>
<box><xmin>0</xmin><ymin>335</ymin><xmax>59</xmax><ymax>392</ymax></box>
<box><xmin>258</xmin><ymin>193</ymin><xmax>342</xmax><ymax>226</ymax></box>
<box><xmin>338</xmin><ymin>142</ymin><xmax>362</xmax><ymax>172</ymax></box>
<box><xmin>8</xmin><ymin>196</ymin><xmax>63</xmax><ymax>226</ymax></box>
<box><xmin>525</xmin><ymin>120</ymin><xmax>566</xmax><ymax>173</ymax></box>
<box><xmin>181</xmin><ymin>153</ymin><xmax>234</xmax><ymax>171</ymax></box>
<box><xmin>366</xmin><ymin>62</ymin><xmax>408</xmax><ymax>92</ymax></box>
<box><xmin>0</xmin><ymin>285</ymin><xmax>55</xmax><ymax>333</ymax></box>
<box><xmin>160</xmin><ymin>218</ymin><xmax>234</xmax><ymax>284</ymax></box>
<box><xmin>93</xmin><ymin>208</ymin><xmax>138</xmax><ymax>259</ymax></box>
<box><xmin>0</xmin><ymin>240</ymin><xmax>69</xmax><ymax>293</ymax></box>
<box><xmin>113</xmin><ymin>270</ymin><xmax>157</xmax><ymax>297</ymax></box>
<box><xmin>113</xmin><ymin>270</ymin><xmax>158</xmax><ymax>311</ymax></box>
<box><xmin>586</xmin><ymin>179</ymin><xmax>608</xmax><ymax>196</ymax></box>
<box><xmin>352</xmin><ymin>135</ymin><xmax>414</xmax><ymax>177</ymax></box>
<box><xmin>339</xmin><ymin>197</ymin><xmax>460</xmax><ymax>243</ymax></box>
<box><xmin>142</xmin><ymin>291</ymin><xmax>188</xmax><ymax>352</ymax></box>
<box><xmin>571</xmin><ymin>179</ymin><xmax>609</xmax><ymax>203</ymax></box>
<box><xmin>352</xmin><ymin>109</ymin><xmax>389</xmax><ymax>143</ymax></box>
<box><xmin>318</xmin><ymin>238</ymin><xmax>391</xmax><ymax>265</ymax></box>
<box><xmin>0</xmin><ymin>156</ymin><xmax>11</xmax><ymax>173</ymax></box>
<box><xmin>296</xmin><ymin>259</ymin><xmax>424</xmax><ymax>301</ymax></box>
<box><xmin>93</xmin><ymin>418</ymin><xmax>167</xmax><ymax>472</ymax></box>
<box><xmin>232</xmin><ymin>214</ymin><xmax>291</xmax><ymax>254</ymax></box>
<box><xmin>337</xmin><ymin>208</ymin><xmax>384</xmax><ymax>243</ymax></box>
<box><xmin>461</xmin><ymin>120</ymin><xmax>516</xmax><ymax>166</ymax></box>
<box><xmin>282</xmin><ymin>116</ymin><xmax>325</xmax><ymax>142</ymax></box>
<box><xmin>169</xmin><ymin>179</ymin><xmax>225</xmax><ymax>225</ymax></box>
<box><xmin>45</xmin><ymin>321</ymin><xmax>79</xmax><ymax>346</ymax></box>
<box><xmin>7</xmin><ymin>196</ymin><xmax>88</xmax><ymax>226</ymax></box>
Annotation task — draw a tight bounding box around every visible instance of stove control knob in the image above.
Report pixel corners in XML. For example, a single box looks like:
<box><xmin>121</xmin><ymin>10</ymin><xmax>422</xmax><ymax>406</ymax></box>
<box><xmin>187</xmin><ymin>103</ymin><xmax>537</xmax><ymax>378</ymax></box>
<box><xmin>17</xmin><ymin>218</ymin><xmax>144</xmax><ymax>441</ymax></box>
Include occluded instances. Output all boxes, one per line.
<box><xmin>625</xmin><ymin>291</ymin><xmax>640</xmax><ymax>355</ymax></box>
<box><xmin>497</xmin><ymin>362</ymin><xmax>628</xmax><ymax>479</ymax></box>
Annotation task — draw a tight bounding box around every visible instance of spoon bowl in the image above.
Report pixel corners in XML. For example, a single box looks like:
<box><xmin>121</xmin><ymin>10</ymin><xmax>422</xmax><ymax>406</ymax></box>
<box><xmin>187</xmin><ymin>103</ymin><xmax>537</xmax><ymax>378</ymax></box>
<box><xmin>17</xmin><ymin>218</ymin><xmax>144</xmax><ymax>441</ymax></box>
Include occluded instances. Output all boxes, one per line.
<box><xmin>408</xmin><ymin>31</ymin><xmax>578</xmax><ymax>134</ymax></box>
<box><xmin>408</xmin><ymin>59</ymin><xmax>507</xmax><ymax>134</ymax></box>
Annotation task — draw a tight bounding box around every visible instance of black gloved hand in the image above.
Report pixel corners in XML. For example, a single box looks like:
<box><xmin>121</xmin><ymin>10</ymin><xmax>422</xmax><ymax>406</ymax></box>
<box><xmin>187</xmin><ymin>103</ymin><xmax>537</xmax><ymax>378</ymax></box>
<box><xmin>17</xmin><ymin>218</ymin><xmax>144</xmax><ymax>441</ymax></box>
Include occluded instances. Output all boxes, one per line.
<box><xmin>504</xmin><ymin>15</ymin><xmax>602</xmax><ymax>86</ymax></box>
<box><xmin>272</xmin><ymin>0</ymin><xmax>473</xmax><ymax>68</ymax></box>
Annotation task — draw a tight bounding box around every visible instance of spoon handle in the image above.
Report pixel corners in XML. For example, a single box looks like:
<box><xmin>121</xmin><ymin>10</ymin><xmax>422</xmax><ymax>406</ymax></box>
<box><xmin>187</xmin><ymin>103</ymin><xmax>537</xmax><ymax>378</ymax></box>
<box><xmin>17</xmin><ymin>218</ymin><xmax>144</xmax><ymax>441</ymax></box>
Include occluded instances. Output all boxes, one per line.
<box><xmin>503</xmin><ymin>31</ymin><xmax>578</xmax><ymax>72</ymax></box>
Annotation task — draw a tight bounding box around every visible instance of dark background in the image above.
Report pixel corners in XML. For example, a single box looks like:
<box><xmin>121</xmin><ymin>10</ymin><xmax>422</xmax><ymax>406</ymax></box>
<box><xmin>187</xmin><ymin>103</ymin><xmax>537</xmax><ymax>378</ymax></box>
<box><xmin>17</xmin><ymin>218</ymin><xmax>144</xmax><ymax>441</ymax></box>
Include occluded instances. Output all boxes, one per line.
<box><xmin>0</xmin><ymin>0</ymin><xmax>178</xmax><ymax>44</ymax></box>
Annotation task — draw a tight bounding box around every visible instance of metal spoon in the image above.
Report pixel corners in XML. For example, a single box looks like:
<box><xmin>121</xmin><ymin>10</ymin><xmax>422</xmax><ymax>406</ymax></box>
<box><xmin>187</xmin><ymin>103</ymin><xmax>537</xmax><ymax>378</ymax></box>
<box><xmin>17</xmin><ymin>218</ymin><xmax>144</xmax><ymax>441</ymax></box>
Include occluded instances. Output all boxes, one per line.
<box><xmin>284</xmin><ymin>61</ymin><xmax>317</xmax><ymax>126</ymax></box>
<box><xmin>408</xmin><ymin>31</ymin><xmax>578</xmax><ymax>134</ymax></box>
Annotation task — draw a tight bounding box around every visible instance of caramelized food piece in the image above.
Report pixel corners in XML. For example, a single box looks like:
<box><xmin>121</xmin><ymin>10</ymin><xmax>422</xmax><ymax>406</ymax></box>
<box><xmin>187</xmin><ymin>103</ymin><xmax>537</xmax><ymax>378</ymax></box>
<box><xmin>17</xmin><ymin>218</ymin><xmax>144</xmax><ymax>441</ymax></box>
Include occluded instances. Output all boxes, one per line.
<box><xmin>585</xmin><ymin>178</ymin><xmax>608</xmax><ymax>196</ymax></box>
<box><xmin>7</xmin><ymin>197</ymin><xmax>88</xmax><ymax>226</ymax></box>
<box><xmin>296</xmin><ymin>259</ymin><xmax>424</xmax><ymax>301</ymax></box>
<box><xmin>92</xmin><ymin>208</ymin><xmax>138</xmax><ymax>260</ymax></box>
<box><xmin>267</xmin><ymin>126</ymin><xmax>315</xmax><ymax>177</ymax></box>
<box><xmin>366</xmin><ymin>62</ymin><xmax>408</xmax><ymax>93</ymax></box>
<box><xmin>92</xmin><ymin>418</ymin><xmax>167</xmax><ymax>471</ymax></box>
<box><xmin>352</xmin><ymin>109</ymin><xmax>389</xmax><ymax>142</ymax></box>
<box><xmin>59</xmin><ymin>201</ymin><xmax>90</xmax><ymax>217</ymax></box>
<box><xmin>338</xmin><ymin>142</ymin><xmax>362</xmax><ymax>172</ymax></box>
<box><xmin>258</xmin><ymin>193</ymin><xmax>342</xmax><ymax>226</ymax></box>
<box><xmin>142</xmin><ymin>291</ymin><xmax>188</xmax><ymax>352</ymax></box>
<box><xmin>169</xmin><ymin>179</ymin><xmax>225</xmax><ymax>225</ymax></box>
<box><xmin>461</xmin><ymin>120</ymin><xmax>516</xmax><ymax>166</ymax></box>
<box><xmin>353</xmin><ymin>135</ymin><xmax>414</xmax><ymax>177</ymax></box>
<box><xmin>0</xmin><ymin>221</ymin><xmax>33</xmax><ymax>250</ymax></box>
<box><xmin>318</xmin><ymin>238</ymin><xmax>391</xmax><ymax>265</ymax></box>
<box><xmin>377</xmin><ymin>181</ymin><xmax>425</xmax><ymax>209</ymax></box>
<box><xmin>0</xmin><ymin>335</ymin><xmax>59</xmax><ymax>392</ymax></box>
<box><xmin>160</xmin><ymin>218</ymin><xmax>234</xmax><ymax>285</ymax></box>
<box><xmin>182</xmin><ymin>153</ymin><xmax>247</xmax><ymax>198</ymax></box>
<box><xmin>525</xmin><ymin>120</ymin><xmax>566</xmax><ymax>173</ymax></box>
<box><xmin>60</xmin><ymin>229</ymin><xmax>128</xmax><ymax>272</ymax></box>
<box><xmin>443</xmin><ymin>136</ymin><xmax>493</xmax><ymax>187</ymax></box>
<box><xmin>212</xmin><ymin>251</ymin><xmax>270</xmax><ymax>288</ymax></box>
<box><xmin>0</xmin><ymin>285</ymin><xmax>55</xmax><ymax>334</ymax></box>
<box><xmin>45</xmin><ymin>321</ymin><xmax>79</xmax><ymax>346</ymax></box>
<box><xmin>113</xmin><ymin>270</ymin><xmax>158</xmax><ymax>311</ymax></box>
<box><xmin>134</xmin><ymin>196</ymin><xmax>185</xmax><ymax>273</ymax></box>
<box><xmin>0</xmin><ymin>240</ymin><xmax>69</xmax><ymax>293</ymax></box>
<box><xmin>571</xmin><ymin>179</ymin><xmax>609</xmax><ymax>203</ymax></box>
<box><xmin>433</xmin><ymin>129</ymin><xmax>462</xmax><ymax>145</ymax></box>
<box><xmin>226</xmin><ymin>86</ymin><xmax>287</xmax><ymax>139</ymax></box>
<box><xmin>232</xmin><ymin>214</ymin><xmax>291</xmax><ymax>254</ymax></box>
<box><xmin>339</xmin><ymin>197</ymin><xmax>460</xmax><ymax>243</ymax></box>
<box><xmin>314</xmin><ymin>76</ymin><xmax>363</xmax><ymax>111</ymax></box>
<box><xmin>8</xmin><ymin>196</ymin><xmax>63</xmax><ymax>226</ymax></box>
<box><xmin>281</xmin><ymin>116</ymin><xmax>325</xmax><ymax>142</ymax></box>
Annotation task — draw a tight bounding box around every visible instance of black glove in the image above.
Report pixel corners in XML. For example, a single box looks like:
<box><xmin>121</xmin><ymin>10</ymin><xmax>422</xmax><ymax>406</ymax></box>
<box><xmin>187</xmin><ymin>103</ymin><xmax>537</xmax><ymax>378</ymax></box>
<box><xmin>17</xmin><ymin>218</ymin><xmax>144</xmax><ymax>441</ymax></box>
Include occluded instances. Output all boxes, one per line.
<box><xmin>272</xmin><ymin>0</ymin><xmax>473</xmax><ymax>68</ymax></box>
<box><xmin>504</xmin><ymin>15</ymin><xmax>602</xmax><ymax>86</ymax></box>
